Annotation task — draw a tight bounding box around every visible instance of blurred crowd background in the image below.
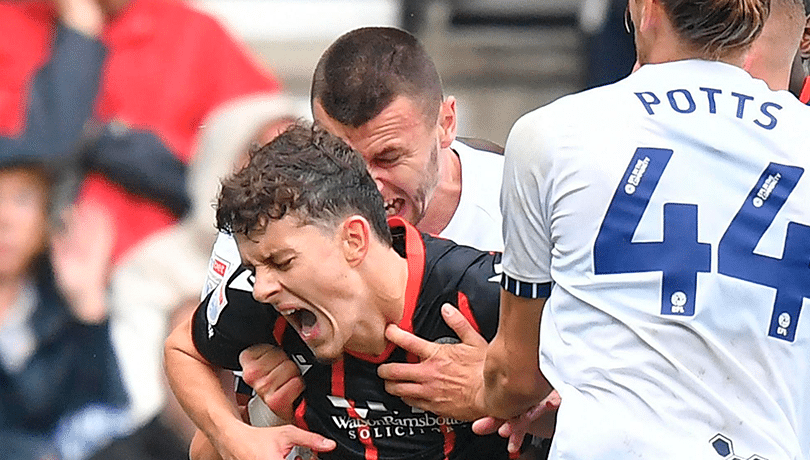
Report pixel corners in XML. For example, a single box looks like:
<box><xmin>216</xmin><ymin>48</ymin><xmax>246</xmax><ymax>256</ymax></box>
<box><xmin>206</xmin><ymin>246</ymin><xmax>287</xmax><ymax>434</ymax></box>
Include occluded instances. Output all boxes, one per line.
<box><xmin>198</xmin><ymin>0</ymin><xmax>635</xmax><ymax>145</ymax></box>
<box><xmin>0</xmin><ymin>0</ymin><xmax>634</xmax><ymax>459</ymax></box>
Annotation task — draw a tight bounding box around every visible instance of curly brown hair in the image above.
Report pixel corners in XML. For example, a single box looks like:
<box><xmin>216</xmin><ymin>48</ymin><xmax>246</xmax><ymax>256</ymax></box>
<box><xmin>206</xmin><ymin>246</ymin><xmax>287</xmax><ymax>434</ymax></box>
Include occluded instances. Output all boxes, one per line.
<box><xmin>216</xmin><ymin>123</ymin><xmax>392</xmax><ymax>245</ymax></box>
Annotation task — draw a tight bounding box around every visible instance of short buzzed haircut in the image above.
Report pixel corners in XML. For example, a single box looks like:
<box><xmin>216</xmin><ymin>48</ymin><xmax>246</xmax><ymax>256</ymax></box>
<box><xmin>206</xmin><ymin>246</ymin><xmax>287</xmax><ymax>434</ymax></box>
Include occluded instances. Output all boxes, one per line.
<box><xmin>311</xmin><ymin>27</ymin><xmax>443</xmax><ymax>128</ymax></box>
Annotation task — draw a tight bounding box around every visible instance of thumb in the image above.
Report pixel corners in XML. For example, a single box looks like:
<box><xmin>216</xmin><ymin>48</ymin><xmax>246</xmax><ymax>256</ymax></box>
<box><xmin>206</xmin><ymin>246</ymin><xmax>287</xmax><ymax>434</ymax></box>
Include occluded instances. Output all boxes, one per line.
<box><xmin>441</xmin><ymin>303</ymin><xmax>487</xmax><ymax>347</ymax></box>
<box><xmin>283</xmin><ymin>425</ymin><xmax>337</xmax><ymax>453</ymax></box>
<box><xmin>239</xmin><ymin>344</ymin><xmax>283</xmax><ymax>368</ymax></box>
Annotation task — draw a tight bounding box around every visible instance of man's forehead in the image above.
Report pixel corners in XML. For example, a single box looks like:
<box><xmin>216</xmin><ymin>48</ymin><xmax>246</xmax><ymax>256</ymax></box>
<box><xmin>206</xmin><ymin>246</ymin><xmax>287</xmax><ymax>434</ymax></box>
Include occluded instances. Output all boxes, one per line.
<box><xmin>315</xmin><ymin>98</ymin><xmax>430</xmax><ymax>158</ymax></box>
<box><xmin>233</xmin><ymin>218</ymin><xmax>290</xmax><ymax>252</ymax></box>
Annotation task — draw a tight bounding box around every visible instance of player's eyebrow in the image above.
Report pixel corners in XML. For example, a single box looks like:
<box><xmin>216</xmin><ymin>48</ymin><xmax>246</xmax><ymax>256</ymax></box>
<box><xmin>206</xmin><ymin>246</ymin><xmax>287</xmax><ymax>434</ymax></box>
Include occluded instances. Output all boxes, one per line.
<box><xmin>262</xmin><ymin>248</ymin><xmax>296</xmax><ymax>265</ymax></box>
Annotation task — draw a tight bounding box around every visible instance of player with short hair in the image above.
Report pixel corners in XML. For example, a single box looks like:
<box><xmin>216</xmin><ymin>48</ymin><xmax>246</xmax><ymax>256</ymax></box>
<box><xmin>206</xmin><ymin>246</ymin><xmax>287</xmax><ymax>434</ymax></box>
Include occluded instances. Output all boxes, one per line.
<box><xmin>309</xmin><ymin>26</ymin><xmax>504</xmax><ymax>250</ymax></box>
<box><xmin>745</xmin><ymin>0</ymin><xmax>807</xmax><ymax>91</ymax></box>
<box><xmin>165</xmin><ymin>124</ymin><xmax>517</xmax><ymax>460</ymax></box>
<box><xmin>480</xmin><ymin>0</ymin><xmax>810</xmax><ymax>458</ymax></box>
<box><xmin>204</xmin><ymin>26</ymin><xmax>505</xmax><ymax>294</ymax></box>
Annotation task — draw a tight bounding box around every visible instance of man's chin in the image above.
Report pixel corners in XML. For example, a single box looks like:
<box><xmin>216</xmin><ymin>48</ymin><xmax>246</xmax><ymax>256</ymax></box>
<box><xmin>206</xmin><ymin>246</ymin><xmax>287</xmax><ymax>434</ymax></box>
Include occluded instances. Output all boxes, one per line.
<box><xmin>310</xmin><ymin>344</ymin><xmax>344</xmax><ymax>364</ymax></box>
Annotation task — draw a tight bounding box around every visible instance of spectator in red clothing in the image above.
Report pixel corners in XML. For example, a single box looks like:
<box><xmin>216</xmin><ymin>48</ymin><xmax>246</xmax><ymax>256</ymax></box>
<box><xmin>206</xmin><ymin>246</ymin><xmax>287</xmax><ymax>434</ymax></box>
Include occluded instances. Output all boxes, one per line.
<box><xmin>1</xmin><ymin>0</ymin><xmax>281</xmax><ymax>457</ymax></box>
<box><xmin>0</xmin><ymin>0</ymin><xmax>281</xmax><ymax>265</ymax></box>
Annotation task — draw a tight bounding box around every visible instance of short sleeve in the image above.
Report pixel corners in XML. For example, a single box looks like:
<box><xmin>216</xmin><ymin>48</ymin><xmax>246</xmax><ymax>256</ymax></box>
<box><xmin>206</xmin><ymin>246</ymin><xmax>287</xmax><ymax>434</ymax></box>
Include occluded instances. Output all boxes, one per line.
<box><xmin>499</xmin><ymin>111</ymin><xmax>553</xmax><ymax>298</ymax></box>
<box><xmin>192</xmin><ymin>267</ymin><xmax>278</xmax><ymax>370</ymax></box>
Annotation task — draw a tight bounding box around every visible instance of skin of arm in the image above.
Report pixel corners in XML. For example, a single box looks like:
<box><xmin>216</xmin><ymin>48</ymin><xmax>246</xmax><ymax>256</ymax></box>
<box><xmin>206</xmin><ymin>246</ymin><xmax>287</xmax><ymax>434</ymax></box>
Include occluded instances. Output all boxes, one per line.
<box><xmin>164</xmin><ymin>316</ymin><xmax>336</xmax><ymax>460</ymax></box>
<box><xmin>56</xmin><ymin>0</ymin><xmax>104</xmax><ymax>37</ymax></box>
<box><xmin>190</xmin><ymin>430</ymin><xmax>225</xmax><ymax>460</ymax></box>
<box><xmin>483</xmin><ymin>290</ymin><xmax>551</xmax><ymax>420</ymax></box>
<box><xmin>473</xmin><ymin>390</ymin><xmax>560</xmax><ymax>454</ymax></box>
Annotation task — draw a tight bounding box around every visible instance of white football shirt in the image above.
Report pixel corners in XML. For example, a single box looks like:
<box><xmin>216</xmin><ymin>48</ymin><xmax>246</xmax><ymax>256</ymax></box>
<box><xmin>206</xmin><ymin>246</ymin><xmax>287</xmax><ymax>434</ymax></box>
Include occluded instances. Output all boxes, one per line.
<box><xmin>501</xmin><ymin>60</ymin><xmax>810</xmax><ymax>460</ymax></box>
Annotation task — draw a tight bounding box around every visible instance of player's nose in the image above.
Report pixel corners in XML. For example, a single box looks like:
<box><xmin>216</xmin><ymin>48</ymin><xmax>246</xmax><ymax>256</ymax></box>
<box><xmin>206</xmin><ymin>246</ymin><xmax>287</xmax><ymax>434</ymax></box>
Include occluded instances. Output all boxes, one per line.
<box><xmin>252</xmin><ymin>267</ymin><xmax>282</xmax><ymax>303</ymax></box>
<box><xmin>366</xmin><ymin>166</ymin><xmax>385</xmax><ymax>193</ymax></box>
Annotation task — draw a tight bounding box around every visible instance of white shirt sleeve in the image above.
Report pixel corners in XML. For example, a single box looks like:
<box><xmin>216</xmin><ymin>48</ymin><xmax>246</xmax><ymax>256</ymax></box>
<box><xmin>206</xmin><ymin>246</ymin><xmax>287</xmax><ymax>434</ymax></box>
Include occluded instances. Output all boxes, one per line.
<box><xmin>499</xmin><ymin>110</ymin><xmax>553</xmax><ymax>298</ymax></box>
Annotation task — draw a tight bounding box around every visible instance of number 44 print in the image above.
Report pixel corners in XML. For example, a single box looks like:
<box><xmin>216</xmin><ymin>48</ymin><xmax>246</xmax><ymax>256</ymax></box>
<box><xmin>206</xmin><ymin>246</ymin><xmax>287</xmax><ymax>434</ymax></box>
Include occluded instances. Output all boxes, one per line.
<box><xmin>594</xmin><ymin>147</ymin><xmax>810</xmax><ymax>342</ymax></box>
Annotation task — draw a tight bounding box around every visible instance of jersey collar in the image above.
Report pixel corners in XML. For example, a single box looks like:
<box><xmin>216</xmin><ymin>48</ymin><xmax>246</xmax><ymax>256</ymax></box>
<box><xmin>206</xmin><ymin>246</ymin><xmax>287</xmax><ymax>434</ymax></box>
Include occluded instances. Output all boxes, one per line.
<box><xmin>345</xmin><ymin>216</ymin><xmax>425</xmax><ymax>363</ymax></box>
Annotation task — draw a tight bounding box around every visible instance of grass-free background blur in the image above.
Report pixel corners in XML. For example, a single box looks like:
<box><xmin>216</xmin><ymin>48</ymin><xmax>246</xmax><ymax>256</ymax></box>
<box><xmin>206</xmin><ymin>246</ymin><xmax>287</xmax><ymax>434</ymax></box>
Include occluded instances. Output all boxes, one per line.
<box><xmin>193</xmin><ymin>0</ymin><xmax>618</xmax><ymax>146</ymax></box>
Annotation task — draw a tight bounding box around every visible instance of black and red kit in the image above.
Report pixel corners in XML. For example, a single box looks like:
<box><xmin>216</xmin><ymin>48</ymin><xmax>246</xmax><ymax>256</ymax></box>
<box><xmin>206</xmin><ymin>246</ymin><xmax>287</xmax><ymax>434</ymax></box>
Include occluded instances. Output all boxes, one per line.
<box><xmin>192</xmin><ymin>218</ymin><xmax>517</xmax><ymax>460</ymax></box>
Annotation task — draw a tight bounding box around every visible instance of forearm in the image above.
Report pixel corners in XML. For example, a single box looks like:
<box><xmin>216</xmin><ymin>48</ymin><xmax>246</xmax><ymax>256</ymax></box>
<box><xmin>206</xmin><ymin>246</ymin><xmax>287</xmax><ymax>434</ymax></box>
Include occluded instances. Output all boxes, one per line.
<box><xmin>190</xmin><ymin>429</ymin><xmax>224</xmax><ymax>460</ymax></box>
<box><xmin>164</xmin><ymin>317</ymin><xmax>247</xmax><ymax>456</ymax></box>
<box><xmin>2</xmin><ymin>24</ymin><xmax>105</xmax><ymax>162</ymax></box>
<box><xmin>483</xmin><ymin>290</ymin><xmax>551</xmax><ymax>419</ymax></box>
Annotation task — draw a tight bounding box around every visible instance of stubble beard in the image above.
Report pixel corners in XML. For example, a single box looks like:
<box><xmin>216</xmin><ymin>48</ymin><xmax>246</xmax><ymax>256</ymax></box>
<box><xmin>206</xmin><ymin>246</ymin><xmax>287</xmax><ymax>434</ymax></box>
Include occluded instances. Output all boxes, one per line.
<box><xmin>412</xmin><ymin>142</ymin><xmax>441</xmax><ymax>226</ymax></box>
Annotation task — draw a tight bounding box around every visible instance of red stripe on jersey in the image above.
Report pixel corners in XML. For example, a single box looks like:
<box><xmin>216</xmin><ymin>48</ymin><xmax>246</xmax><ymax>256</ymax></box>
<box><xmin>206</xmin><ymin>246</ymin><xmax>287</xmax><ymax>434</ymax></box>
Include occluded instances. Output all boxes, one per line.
<box><xmin>441</xmin><ymin>424</ymin><xmax>455</xmax><ymax>459</ymax></box>
<box><xmin>801</xmin><ymin>76</ymin><xmax>810</xmax><ymax>104</ymax></box>
<box><xmin>294</xmin><ymin>399</ymin><xmax>308</xmax><ymax>430</ymax></box>
<box><xmin>456</xmin><ymin>291</ymin><xmax>483</xmax><ymax>335</ymax></box>
<box><xmin>347</xmin><ymin>405</ymin><xmax>379</xmax><ymax>460</ymax></box>
<box><xmin>400</xmin><ymin>218</ymin><xmax>426</xmax><ymax>335</ymax></box>
<box><xmin>273</xmin><ymin>317</ymin><xmax>287</xmax><ymax>345</ymax></box>
<box><xmin>348</xmin><ymin>217</ymin><xmax>426</xmax><ymax>364</ymax></box>
<box><xmin>331</xmin><ymin>360</ymin><xmax>379</xmax><ymax>460</ymax></box>
<box><xmin>331</xmin><ymin>358</ymin><xmax>345</xmax><ymax>396</ymax></box>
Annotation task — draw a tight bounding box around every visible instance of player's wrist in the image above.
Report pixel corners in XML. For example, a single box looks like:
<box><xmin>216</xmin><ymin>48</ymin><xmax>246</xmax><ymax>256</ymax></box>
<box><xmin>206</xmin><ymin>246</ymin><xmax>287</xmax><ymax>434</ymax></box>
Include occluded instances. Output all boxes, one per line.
<box><xmin>210</xmin><ymin>415</ymin><xmax>252</xmax><ymax>459</ymax></box>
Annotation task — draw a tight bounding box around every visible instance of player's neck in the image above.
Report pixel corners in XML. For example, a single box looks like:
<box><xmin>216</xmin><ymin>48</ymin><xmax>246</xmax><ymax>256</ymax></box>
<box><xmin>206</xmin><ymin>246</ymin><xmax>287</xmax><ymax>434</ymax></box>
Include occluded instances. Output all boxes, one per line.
<box><xmin>350</xmin><ymin>243</ymin><xmax>410</xmax><ymax>355</ymax></box>
<box><xmin>416</xmin><ymin>146</ymin><xmax>461</xmax><ymax>236</ymax></box>
<box><xmin>637</xmin><ymin>11</ymin><xmax>746</xmax><ymax>69</ymax></box>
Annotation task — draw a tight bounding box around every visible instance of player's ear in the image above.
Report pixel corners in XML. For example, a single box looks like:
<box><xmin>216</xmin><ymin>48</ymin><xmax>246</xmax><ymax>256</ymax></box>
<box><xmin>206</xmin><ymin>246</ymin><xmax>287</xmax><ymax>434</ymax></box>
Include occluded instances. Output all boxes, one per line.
<box><xmin>437</xmin><ymin>96</ymin><xmax>457</xmax><ymax>149</ymax></box>
<box><xmin>340</xmin><ymin>215</ymin><xmax>371</xmax><ymax>267</ymax></box>
<box><xmin>634</xmin><ymin>0</ymin><xmax>657</xmax><ymax>34</ymax></box>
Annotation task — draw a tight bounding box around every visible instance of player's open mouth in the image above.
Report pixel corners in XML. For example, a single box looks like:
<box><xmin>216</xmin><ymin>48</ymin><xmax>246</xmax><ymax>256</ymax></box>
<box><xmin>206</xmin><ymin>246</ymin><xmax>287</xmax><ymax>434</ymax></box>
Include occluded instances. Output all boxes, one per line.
<box><xmin>385</xmin><ymin>198</ymin><xmax>404</xmax><ymax>217</ymax></box>
<box><xmin>278</xmin><ymin>306</ymin><xmax>319</xmax><ymax>340</ymax></box>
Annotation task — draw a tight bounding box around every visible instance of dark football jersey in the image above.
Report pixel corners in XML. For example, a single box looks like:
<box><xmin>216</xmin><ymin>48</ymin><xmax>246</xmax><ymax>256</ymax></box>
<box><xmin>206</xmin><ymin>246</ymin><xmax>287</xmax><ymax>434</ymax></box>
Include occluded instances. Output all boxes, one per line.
<box><xmin>192</xmin><ymin>218</ymin><xmax>515</xmax><ymax>460</ymax></box>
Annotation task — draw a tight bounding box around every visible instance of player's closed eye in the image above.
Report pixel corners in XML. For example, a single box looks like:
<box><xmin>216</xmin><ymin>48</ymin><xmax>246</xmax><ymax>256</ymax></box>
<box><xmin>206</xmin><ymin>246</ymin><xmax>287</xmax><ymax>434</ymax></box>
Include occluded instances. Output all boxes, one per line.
<box><xmin>271</xmin><ymin>258</ymin><xmax>294</xmax><ymax>271</ymax></box>
<box><xmin>374</xmin><ymin>151</ymin><xmax>403</xmax><ymax>166</ymax></box>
